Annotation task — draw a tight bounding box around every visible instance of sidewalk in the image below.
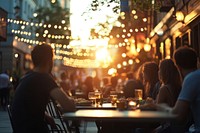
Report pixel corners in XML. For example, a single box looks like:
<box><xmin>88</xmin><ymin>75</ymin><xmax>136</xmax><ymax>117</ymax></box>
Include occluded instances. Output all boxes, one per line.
<box><xmin>0</xmin><ymin>108</ymin><xmax>97</xmax><ymax>133</ymax></box>
<box><xmin>0</xmin><ymin>109</ymin><xmax>12</xmax><ymax>133</ymax></box>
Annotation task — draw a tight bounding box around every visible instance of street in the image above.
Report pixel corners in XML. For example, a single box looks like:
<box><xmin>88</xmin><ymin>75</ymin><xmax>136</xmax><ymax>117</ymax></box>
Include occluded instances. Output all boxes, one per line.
<box><xmin>0</xmin><ymin>109</ymin><xmax>12</xmax><ymax>133</ymax></box>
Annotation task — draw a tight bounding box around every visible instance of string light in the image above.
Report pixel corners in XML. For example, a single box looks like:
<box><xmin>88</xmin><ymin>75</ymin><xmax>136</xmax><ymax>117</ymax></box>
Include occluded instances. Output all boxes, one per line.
<box><xmin>8</xmin><ymin>3</ymin><xmax>149</xmax><ymax>69</ymax></box>
<box><xmin>7</xmin><ymin>18</ymin><xmax>71</xmax><ymax>30</ymax></box>
<box><xmin>8</xmin><ymin>18</ymin><xmax>146</xmax><ymax>42</ymax></box>
<box><xmin>62</xmin><ymin>57</ymin><xmax>110</xmax><ymax>68</ymax></box>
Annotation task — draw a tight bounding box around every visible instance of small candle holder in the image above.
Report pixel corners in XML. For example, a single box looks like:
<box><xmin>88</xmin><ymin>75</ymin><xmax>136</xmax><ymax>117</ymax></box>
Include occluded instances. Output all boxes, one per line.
<box><xmin>128</xmin><ymin>100</ymin><xmax>137</xmax><ymax>110</ymax></box>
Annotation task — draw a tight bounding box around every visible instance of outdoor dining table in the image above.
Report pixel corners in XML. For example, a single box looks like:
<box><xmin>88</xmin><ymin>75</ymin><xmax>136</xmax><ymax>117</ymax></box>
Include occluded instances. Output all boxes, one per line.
<box><xmin>62</xmin><ymin>109</ymin><xmax>177</xmax><ymax>123</ymax></box>
<box><xmin>62</xmin><ymin>109</ymin><xmax>177</xmax><ymax>133</ymax></box>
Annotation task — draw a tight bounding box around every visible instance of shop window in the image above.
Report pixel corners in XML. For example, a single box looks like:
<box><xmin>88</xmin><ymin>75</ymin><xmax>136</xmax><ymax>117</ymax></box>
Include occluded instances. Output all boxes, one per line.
<box><xmin>175</xmin><ymin>37</ymin><xmax>181</xmax><ymax>49</ymax></box>
<box><xmin>24</xmin><ymin>2</ymin><xmax>26</xmax><ymax>14</ymax></box>
<box><xmin>191</xmin><ymin>24</ymin><xmax>200</xmax><ymax>55</ymax></box>
<box><xmin>159</xmin><ymin>42</ymin><xmax>165</xmax><ymax>59</ymax></box>
<box><xmin>182</xmin><ymin>33</ymin><xmax>189</xmax><ymax>46</ymax></box>
<box><xmin>165</xmin><ymin>38</ymin><xmax>171</xmax><ymax>59</ymax></box>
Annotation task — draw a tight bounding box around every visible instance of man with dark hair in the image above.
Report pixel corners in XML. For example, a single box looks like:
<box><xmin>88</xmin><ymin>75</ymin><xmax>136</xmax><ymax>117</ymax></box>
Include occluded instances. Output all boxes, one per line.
<box><xmin>123</xmin><ymin>71</ymin><xmax>144</xmax><ymax>98</ymax></box>
<box><xmin>12</xmin><ymin>44</ymin><xmax>76</xmax><ymax>133</ymax></box>
<box><xmin>173</xmin><ymin>46</ymin><xmax>198</xmax><ymax>79</ymax></box>
<box><xmin>171</xmin><ymin>46</ymin><xmax>200</xmax><ymax>132</ymax></box>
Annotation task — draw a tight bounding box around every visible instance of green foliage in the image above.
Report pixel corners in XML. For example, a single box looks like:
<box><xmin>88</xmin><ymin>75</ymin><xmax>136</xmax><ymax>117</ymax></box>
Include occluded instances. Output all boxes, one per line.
<box><xmin>132</xmin><ymin>0</ymin><xmax>161</xmax><ymax>12</ymax></box>
<box><xmin>32</xmin><ymin>1</ymin><xmax>70</xmax><ymax>43</ymax></box>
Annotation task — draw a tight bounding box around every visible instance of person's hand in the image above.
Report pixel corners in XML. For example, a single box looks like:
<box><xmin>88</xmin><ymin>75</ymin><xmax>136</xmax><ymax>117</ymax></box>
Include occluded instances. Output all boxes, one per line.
<box><xmin>145</xmin><ymin>97</ymin><xmax>154</xmax><ymax>104</ymax></box>
<box><xmin>137</xmin><ymin>103</ymin><xmax>157</xmax><ymax>111</ymax></box>
<box><xmin>156</xmin><ymin>103</ymin><xmax>172</xmax><ymax>112</ymax></box>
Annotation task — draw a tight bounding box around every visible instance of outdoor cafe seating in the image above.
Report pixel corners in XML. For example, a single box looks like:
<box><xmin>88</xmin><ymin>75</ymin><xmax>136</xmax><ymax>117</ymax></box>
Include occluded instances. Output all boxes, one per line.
<box><xmin>7</xmin><ymin>89</ymin><xmax>177</xmax><ymax>133</ymax></box>
<box><xmin>61</xmin><ymin>90</ymin><xmax>177</xmax><ymax>133</ymax></box>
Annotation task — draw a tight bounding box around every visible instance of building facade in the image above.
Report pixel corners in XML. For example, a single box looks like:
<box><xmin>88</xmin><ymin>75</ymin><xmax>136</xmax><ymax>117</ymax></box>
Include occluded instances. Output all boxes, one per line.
<box><xmin>0</xmin><ymin>0</ymin><xmax>69</xmax><ymax>77</ymax></box>
<box><xmin>150</xmin><ymin>0</ymin><xmax>200</xmax><ymax>60</ymax></box>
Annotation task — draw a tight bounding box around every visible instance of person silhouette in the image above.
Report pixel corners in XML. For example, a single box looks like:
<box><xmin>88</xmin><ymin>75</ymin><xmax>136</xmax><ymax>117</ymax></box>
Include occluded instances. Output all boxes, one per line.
<box><xmin>11</xmin><ymin>44</ymin><xmax>76</xmax><ymax>133</ymax></box>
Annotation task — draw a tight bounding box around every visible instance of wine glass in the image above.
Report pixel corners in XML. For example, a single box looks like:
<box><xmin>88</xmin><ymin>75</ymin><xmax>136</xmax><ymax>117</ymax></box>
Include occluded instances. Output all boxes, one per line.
<box><xmin>94</xmin><ymin>92</ymin><xmax>102</xmax><ymax>107</ymax></box>
<box><xmin>88</xmin><ymin>92</ymin><xmax>96</xmax><ymax>105</ymax></box>
<box><xmin>110</xmin><ymin>91</ymin><xmax>118</xmax><ymax>105</ymax></box>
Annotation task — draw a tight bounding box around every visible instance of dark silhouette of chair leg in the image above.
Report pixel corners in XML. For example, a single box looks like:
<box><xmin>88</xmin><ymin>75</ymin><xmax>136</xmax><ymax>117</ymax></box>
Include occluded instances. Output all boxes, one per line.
<box><xmin>7</xmin><ymin>104</ymin><xmax>65</xmax><ymax>133</ymax></box>
<box><xmin>52</xmin><ymin>101</ymin><xmax>80</xmax><ymax>133</ymax></box>
<box><xmin>7</xmin><ymin>105</ymin><xmax>15</xmax><ymax>133</ymax></box>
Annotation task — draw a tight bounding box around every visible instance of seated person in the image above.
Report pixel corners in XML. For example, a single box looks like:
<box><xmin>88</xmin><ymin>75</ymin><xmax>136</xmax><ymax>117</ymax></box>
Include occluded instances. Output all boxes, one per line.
<box><xmin>11</xmin><ymin>44</ymin><xmax>76</xmax><ymax>133</ymax></box>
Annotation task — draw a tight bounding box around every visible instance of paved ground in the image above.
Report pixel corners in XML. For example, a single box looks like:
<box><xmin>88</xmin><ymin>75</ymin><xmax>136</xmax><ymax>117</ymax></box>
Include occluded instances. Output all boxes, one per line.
<box><xmin>0</xmin><ymin>109</ymin><xmax>12</xmax><ymax>133</ymax></box>
<box><xmin>0</xmin><ymin>107</ymin><xmax>97</xmax><ymax>133</ymax></box>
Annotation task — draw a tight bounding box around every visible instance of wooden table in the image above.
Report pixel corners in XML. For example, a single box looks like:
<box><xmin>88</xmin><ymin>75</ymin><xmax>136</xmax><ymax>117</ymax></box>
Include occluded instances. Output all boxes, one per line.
<box><xmin>63</xmin><ymin>109</ymin><xmax>177</xmax><ymax>123</ymax></box>
<box><xmin>63</xmin><ymin>109</ymin><xmax>177</xmax><ymax>133</ymax></box>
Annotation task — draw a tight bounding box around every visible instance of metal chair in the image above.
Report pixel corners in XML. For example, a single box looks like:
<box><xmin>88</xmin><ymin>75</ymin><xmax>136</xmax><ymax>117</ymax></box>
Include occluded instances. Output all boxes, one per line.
<box><xmin>7</xmin><ymin>104</ymin><xmax>66</xmax><ymax>133</ymax></box>
<box><xmin>46</xmin><ymin>99</ymin><xmax>70</xmax><ymax>133</ymax></box>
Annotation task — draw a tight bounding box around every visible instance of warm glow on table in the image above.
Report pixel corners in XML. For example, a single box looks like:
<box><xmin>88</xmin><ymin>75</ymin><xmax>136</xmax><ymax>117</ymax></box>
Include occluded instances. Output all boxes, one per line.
<box><xmin>63</xmin><ymin>109</ymin><xmax>177</xmax><ymax>122</ymax></box>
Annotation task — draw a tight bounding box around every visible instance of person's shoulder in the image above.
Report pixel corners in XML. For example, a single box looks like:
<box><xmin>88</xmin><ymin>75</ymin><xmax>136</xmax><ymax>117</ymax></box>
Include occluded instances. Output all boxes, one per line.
<box><xmin>154</xmin><ymin>81</ymin><xmax>161</xmax><ymax>90</ymax></box>
<box><xmin>192</xmin><ymin>69</ymin><xmax>200</xmax><ymax>76</ymax></box>
<box><xmin>34</xmin><ymin>72</ymin><xmax>51</xmax><ymax>77</ymax></box>
<box><xmin>0</xmin><ymin>73</ymin><xmax>9</xmax><ymax>78</ymax></box>
<box><xmin>185</xmin><ymin>69</ymin><xmax>200</xmax><ymax>81</ymax></box>
<box><xmin>25</xmin><ymin>72</ymin><xmax>52</xmax><ymax>81</ymax></box>
<box><xmin>125</xmin><ymin>80</ymin><xmax>135</xmax><ymax>87</ymax></box>
<box><xmin>106</xmin><ymin>84</ymin><xmax>112</xmax><ymax>89</ymax></box>
<box><xmin>126</xmin><ymin>79</ymin><xmax>137</xmax><ymax>84</ymax></box>
<box><xmin>159</xmin><ymin>85</ymin><xmax>168</xmax><ymax>92</ymax></box>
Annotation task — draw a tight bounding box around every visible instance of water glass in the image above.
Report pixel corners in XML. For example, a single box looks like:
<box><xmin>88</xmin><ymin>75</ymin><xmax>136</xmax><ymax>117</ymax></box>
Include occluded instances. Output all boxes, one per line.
<box><xmin>135</xmin><ymin>89</ymin><xmax>143</xmax><ymax>100</ymax></box>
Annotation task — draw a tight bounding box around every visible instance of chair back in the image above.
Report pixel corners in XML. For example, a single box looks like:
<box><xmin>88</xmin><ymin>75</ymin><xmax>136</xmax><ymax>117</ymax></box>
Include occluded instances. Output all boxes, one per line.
<box><xmin>46</xmin><ymin>100</ymin><xmax>58</xmax><ymax>118</ymax></box>
<box><xmin>46</xmin><ymin>99</ymin><xmax>69</xmax><ymax>133</ymax></box>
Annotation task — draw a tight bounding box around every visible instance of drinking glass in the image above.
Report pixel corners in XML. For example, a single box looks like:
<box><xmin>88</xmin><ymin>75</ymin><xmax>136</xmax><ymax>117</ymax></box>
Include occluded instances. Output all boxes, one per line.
<box><xmin>94</xmin><ymin>92</ymin><xmax>102</xmax><ymax>107</ymax></box>
<box><xmin>88</xmin><ymin>92</ymin><xmax>96</xmax><ymax>104</ymax></box>
<box><xmin>135</xmin><ymin>89</ymin><xmax>143</xmax><ymax>100</ymax></box>
<box><xmin>110</xmin><ymin>91</ymin><xmax>118</xmax><ymax>105</ymax></box>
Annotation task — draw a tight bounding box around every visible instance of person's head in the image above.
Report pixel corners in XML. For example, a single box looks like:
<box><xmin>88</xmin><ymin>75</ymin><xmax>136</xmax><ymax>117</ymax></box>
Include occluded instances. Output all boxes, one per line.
<box><xmin>83</xmin><ymin>76</ymin><xmax>94</xmax><ymax>92</ymax></box>
<box><xmin>84</xmin><ymin>76</ymin><xmax>93</xmax><ymax>87</ymax></box>
<box><xmin>126</xmin><ymin>72</ymin><xmax>133</xmax><ymax>80</ymax></box>
<box><xmin>142</xmin><ymin>61</ymin><xmax>159</xmax><ymax>85</ymax></box>
<box><xmin>31</xmin><ymin>44</ymin><xmax>54</xmax><ymax>72</ymax></box>
<box><xmin>159</xmin><ymin>59</ymin><xmax>181</xmax><ymax>86</ymax></box>
<box><xmin>173</xmin><ymin>46</ymin><xmax>198</xmax><ymax>70</ymax></box>
<box><xmin>102</xmin><ymin>77</ymin><xmax>109</xmax><ymax>85</ymax></box>
<box><xmin>110</xmin><ymin>76</ymin><xmax>118</xmax><ymax>88</ymax></box>
<box><xmin>60</xmin><ymin>72</ymin><xmax>67</xmax><ymax>80</ymax></box>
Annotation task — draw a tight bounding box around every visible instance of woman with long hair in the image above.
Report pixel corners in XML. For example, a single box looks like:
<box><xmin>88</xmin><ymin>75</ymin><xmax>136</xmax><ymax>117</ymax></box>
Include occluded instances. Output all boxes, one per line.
<box><xmin>157</xmin><ymin>59</ymin><xmax>181</xmax><ymax>107</ymax></box>
<box><xmin>142</xmin><ymin>61</ymin><xmax>161</xmax><ymax>100</ymax></box>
